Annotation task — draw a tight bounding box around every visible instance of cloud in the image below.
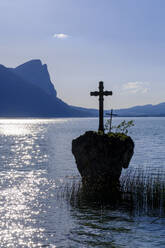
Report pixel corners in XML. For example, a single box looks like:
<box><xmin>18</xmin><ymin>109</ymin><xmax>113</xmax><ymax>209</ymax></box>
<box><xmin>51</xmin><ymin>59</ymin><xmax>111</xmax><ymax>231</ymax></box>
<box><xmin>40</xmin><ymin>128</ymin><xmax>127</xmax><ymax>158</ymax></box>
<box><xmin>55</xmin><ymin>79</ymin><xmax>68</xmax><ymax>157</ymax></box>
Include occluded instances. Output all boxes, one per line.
<box><xmin>122</xmin><ymin>81</ymin><xmax>149</xmax><ymax>94</ymax></box>
<box><xmin>53</xmin><ymin>33</ymin><xmax>69</xmax><ymax>39</ymax></box>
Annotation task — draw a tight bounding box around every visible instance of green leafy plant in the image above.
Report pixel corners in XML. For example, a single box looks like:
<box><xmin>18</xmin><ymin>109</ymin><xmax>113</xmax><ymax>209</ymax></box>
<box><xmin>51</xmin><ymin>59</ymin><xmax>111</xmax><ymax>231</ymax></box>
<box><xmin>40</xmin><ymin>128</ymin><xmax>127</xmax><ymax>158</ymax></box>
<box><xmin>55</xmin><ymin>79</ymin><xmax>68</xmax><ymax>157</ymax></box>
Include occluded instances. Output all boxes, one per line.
<box><xmin>105</xmin><ymin>119</ymin><xmax>134</xmax><ymax>134</ymax></box>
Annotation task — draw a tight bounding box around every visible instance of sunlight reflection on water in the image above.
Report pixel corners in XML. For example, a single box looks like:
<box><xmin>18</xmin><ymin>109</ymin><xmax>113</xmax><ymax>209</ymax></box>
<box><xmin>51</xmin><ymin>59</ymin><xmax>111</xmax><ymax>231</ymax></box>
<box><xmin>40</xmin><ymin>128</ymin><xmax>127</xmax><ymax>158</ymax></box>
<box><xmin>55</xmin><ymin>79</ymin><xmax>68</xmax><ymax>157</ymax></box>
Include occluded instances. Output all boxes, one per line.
<box><xmin>0</xmin><ymin>118</ymin><xmax>68</xmax><ymax>136</ymax></box>
<box><xmin>0</xmin><ymin>118</ymin><xmax>68</xmax><ymax>247</ymax></box>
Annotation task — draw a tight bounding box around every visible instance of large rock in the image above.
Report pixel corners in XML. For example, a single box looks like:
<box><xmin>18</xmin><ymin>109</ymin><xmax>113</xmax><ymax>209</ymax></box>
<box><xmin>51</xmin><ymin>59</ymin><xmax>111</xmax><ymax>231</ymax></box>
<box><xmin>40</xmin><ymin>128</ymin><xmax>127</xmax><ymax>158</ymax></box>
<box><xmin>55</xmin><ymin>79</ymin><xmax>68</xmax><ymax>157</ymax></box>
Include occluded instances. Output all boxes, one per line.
<box><xmin>72</xmin><ymin>131</ymin><xmax>134</xmax><ymax>191</ymax></box>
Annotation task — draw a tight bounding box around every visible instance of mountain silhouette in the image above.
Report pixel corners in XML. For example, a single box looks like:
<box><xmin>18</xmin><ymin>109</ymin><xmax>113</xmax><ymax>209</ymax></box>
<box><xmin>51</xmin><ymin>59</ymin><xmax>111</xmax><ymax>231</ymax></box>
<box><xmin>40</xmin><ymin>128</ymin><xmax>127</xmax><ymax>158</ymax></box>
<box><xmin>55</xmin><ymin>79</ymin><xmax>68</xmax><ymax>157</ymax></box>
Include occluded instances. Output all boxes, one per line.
<box><xmin>0</xmin><ymin>60</ymin><xmax>92</xmax><ymax>117</ymax></box>
<box><xmin>72</xmin><ymin>102</ymin><xmax>165</xmax><ymax>117</ymax></box>
<box><xmin>113</xmin><ymin>102</ymin><xmax>165</xmax><ymax>117</ymax></box>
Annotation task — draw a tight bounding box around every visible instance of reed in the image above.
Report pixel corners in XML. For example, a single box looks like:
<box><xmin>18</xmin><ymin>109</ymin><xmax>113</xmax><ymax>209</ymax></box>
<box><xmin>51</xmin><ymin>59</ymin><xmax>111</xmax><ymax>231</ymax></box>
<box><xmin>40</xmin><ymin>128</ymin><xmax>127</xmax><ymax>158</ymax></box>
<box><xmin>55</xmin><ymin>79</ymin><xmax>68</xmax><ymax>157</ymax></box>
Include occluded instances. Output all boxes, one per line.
<box><xmin>59</xmin><ymin>168</ymin><xmax>165</xmax><ymax>216</ymax></box>
<box><xmin>120</xmin><ymin>168</ymin><xmax>165</xmax><ymax>216</ymax></box>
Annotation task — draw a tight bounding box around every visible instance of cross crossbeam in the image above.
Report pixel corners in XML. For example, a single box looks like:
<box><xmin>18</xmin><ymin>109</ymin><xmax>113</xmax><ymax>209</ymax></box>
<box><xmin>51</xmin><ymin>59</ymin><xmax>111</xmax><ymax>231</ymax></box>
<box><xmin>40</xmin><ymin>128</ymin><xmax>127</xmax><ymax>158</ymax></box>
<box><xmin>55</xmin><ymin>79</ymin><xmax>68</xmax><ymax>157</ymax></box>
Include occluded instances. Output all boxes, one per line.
<box><xmin>90</xmin><ymin>81</ymin><xmax>113</xmax><ymax>132</ymax></box>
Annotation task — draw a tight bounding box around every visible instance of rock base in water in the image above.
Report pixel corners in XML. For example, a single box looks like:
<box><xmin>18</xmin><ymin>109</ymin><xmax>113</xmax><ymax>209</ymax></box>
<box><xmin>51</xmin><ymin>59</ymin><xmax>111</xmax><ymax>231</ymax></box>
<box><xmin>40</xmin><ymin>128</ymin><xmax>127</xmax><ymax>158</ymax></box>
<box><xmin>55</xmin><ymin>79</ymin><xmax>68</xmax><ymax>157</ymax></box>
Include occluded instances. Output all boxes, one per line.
<box><xmin>72</xmin><ymin>131</ymin><xmax>134</xmax><ymax>192</ymax></box>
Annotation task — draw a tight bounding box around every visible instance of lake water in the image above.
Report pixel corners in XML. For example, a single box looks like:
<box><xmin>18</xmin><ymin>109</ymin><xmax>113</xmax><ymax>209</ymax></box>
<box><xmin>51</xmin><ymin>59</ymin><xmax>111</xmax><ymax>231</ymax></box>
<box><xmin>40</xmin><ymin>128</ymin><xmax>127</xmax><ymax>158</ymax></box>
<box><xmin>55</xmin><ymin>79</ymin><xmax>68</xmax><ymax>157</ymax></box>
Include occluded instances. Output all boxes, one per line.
<box><xmin>0</xmin><ymin>117</ymin><xmax>165</xmax><ymax>247</ymax></box>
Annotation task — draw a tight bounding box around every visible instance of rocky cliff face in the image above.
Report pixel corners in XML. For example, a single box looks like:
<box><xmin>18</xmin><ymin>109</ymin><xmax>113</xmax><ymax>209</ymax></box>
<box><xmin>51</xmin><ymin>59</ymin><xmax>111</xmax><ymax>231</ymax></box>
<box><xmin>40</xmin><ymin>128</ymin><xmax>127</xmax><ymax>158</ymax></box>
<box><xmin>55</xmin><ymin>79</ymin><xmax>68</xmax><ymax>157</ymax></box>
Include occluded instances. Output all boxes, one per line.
<box><xmin>72</xmin><ymin>131</ymin><xmax>134</xmax><ymax>192</ymax></box>
<box><xmin>13</xmin><ymin>59</ymin><xmax>57</xmax><ymax>96</ymax></box>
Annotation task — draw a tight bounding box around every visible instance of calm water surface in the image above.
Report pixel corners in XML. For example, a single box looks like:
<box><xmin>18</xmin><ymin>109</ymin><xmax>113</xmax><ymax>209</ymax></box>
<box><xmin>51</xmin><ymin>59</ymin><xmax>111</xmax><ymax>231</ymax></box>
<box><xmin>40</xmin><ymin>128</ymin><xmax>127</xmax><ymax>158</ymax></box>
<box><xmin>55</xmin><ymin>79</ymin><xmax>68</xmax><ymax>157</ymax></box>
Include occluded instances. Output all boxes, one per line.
<box><xmin>0</xmin><ymin>117</ymin><xmax>165</xmax><ymax>247</ymax></box>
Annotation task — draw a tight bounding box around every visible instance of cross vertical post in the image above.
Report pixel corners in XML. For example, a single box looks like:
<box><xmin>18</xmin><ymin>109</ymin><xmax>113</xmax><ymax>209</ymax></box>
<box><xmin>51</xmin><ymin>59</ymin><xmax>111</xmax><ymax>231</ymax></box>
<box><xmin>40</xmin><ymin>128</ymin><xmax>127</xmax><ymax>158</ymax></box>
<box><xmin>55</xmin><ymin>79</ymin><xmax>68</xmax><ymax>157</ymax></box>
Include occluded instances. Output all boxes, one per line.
<box><xmin>99</xmin><ymin>81</ymin><xmax>104</xmax><ymax>132</ymax></box>
<box><xmin>90</xmin><ymin>81</ymin><xmax>113</xmax><ymax>133</ymax></box>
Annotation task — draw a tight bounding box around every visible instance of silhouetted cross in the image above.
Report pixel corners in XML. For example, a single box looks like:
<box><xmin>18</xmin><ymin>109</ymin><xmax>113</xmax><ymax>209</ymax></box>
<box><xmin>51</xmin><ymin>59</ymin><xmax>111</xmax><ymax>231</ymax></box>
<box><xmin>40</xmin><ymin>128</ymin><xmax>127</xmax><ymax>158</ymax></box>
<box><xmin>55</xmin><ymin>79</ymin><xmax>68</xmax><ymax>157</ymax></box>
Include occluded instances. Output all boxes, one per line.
<box><xmin>90</xmin><ymin>81</ymin><xmax>113</xmax><ymax>133</ymax></box>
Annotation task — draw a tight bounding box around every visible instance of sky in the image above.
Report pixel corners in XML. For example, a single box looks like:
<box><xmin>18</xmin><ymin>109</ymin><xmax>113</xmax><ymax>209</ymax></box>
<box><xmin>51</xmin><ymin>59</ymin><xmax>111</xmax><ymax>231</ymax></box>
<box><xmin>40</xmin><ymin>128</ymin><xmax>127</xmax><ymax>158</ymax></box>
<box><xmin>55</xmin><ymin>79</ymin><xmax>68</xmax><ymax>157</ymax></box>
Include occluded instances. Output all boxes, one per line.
<box><xmin>0</xmin><ymin>0</ymin><xmax>165</xmax><ymax>109</ymax></box>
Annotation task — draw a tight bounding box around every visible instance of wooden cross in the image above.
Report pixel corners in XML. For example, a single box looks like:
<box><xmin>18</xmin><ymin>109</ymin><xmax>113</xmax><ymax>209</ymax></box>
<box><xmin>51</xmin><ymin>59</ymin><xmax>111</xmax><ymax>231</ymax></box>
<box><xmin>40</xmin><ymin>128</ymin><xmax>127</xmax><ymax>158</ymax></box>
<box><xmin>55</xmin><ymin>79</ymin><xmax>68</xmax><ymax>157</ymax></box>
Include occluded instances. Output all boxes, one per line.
<box><xmin>90</xmin><ymin>81</ymin><xmax>113</xmax><ymax>133</ymax></box>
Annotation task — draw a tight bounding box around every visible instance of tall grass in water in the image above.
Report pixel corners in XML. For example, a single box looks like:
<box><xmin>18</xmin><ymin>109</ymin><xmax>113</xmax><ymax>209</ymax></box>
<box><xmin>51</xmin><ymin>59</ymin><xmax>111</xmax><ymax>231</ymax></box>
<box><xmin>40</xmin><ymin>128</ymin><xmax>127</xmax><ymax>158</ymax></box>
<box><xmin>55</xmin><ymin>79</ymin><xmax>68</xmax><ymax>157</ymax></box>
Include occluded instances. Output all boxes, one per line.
<box><xmin>59</xmin><ymin>169</ymin><xmax>165</xmax><ymax>216</ymax></box>
<box><xmin>120</xmin><ymin>168</ymin><xmax>165</xmax><ymax>216</ymax></box>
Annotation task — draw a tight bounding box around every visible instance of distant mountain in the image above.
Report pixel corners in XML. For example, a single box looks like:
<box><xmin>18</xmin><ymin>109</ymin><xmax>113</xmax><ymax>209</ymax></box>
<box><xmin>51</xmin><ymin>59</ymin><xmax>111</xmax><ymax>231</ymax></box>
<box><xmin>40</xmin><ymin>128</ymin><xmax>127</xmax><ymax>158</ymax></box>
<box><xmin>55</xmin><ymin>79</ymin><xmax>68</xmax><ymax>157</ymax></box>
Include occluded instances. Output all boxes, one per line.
<box><xmin>113</xmin><ymin>103</ymin><xmax>165</xmax><ymax>117</ymax></box>
<box><xmin>73</xmin><ymin>103</ymin><xmax>165</xmax><ymax>117</ymax></box>
<box><xmin>70</xmin><ymin>105</ymin><xmax>99</xmax><ymax>116</ymax></box>
<box><xmin>0</xmin><ymin>60</ymin><xmax>93</xmax><ymax>117</ymax></box>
